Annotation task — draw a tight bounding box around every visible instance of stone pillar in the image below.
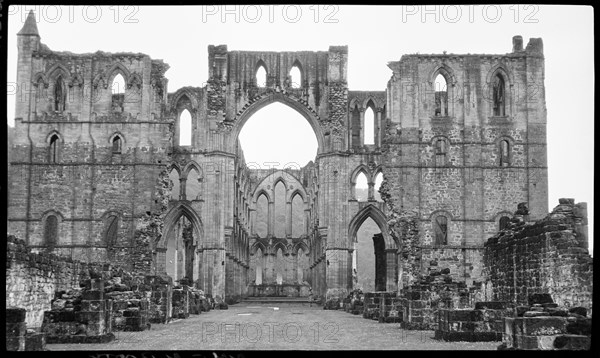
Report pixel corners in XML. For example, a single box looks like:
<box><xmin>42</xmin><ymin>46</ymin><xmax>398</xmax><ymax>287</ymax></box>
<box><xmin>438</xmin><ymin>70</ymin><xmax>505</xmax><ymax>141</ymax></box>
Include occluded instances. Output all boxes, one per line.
<box><xmin>249</xmin><ymin>209</ymin><xmax>256</xmax><ymax>235</ymax></box>
<box><xmin>396</xmin><ymin>252</ymin><xmax>403</xmax><ymax>292</ymax></box>
<box><xmin>268</xmin><ymin>201</ymin><xmax>274</xmax><ymax>237</ymax></box>
<box><xmin>385</xmin><ymin>249</ymin><xmax>398</xmax><ymax>292</ymax></box>
<box><xmin>286</xmin><ymin>201</ymin><xmax>292</xmax><ymax>237</ymax></box>
<box><xmin>359</xmin><ymin>108</ymin><xmax>365</xmax><ymax>146</ymax></box>
<box><xmin>292</xmin><ymin>252</ymin><xmax>298</xmax><ymax>283</ymax></box>
<box><xmin>375</xmin><ymin>109</ymin><xmax>382</xmax><ymax>147</ymax></box>
<box><xmin>304</xmin><ymin>208</ymin><xmax>310</xmax><ymax>235</ymax></box>
<box><xmin>265</xmin><ymin>251</ymin><xmax>274</xmax><ymax>283</ymax></box>
<box><xmin>179</xmin><ymin>178</ymin><xmax>187</xmax><ymax>200</ymax></box>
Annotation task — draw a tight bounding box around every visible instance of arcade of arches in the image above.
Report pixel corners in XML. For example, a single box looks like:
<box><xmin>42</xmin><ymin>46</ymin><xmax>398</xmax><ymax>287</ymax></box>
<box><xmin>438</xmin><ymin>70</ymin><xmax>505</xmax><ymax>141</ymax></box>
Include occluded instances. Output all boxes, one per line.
<box><xmin>10</xmin><ymin>24</ymin><xmax>551</xmax><ymax>306</ymax></box>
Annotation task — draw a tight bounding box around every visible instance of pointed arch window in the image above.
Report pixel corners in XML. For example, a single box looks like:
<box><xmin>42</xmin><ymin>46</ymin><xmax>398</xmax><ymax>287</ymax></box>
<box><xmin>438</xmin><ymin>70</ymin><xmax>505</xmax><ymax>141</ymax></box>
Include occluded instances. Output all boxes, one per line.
<box><xmin>111</xmin><ymin>73</ymin><xmax>125</xmax><ymax>112</ymax></box>
<box><xmin>355</xmin><ymin>172</ymin><xmax>369</xmax><ymax>201</ymax></box>
<box><xmin>112</xmin><ymin>135</ymin><xmax>122</xmax><ymax>154</ymax></box>
<box><xmin>49</xmin><ymin>134</ymin><xmax>60</xmax><ymax>163</ymax></box>
<box><xmin>54</xmin><ymin>77</ymin><xmax>66</xmax><ymax>112</ymax></box>
<box><xmin>44</xmin><ymin>214</ymin><xmax>59</xmax><ymax>247</ymax></box>
<box><xmin>434</xmin><ymin>215</ymin><xmax>448</xmax><ymax>245</ymax></box>
<box><xmin>434</xmin><ymin>74</ymin><xmax>448</xmax><ymax>117</ymax></box>
<box><xmin>256</xmin><ymin>65</ymin><xmax>267</xmax><ymax>87</ymax></box>
<box><xmin>499</xmin><ymin>216</ymin><xmax>511</xmax><ymax>231</ymax></box>
<box><xmin>105</xmin><ymin>215</ymin><xmax>119</xmax><ymax>248</ymax></box>
<box><xmin>179</xmin><ymin>109</ymin><xmax>192</xmax><ymax>146</ymax></box>
<box><xmin>492</xmin><ymin>74</ymin><xmax>506</xmax><ymax>116</ymax></box>
<box><xmin>499</xmin><ymin>140</ymin><xmax>510</xmax><ymax>167</ymax></box>
<box><xmin>373</xmin><ymin>172</ymin><xmax>383</xmax><ymax>201</ymax></box>
<box><xmin>289</xmin><ymin>65</ymin><xmax>302</xmax><ymax>88</ymax></box>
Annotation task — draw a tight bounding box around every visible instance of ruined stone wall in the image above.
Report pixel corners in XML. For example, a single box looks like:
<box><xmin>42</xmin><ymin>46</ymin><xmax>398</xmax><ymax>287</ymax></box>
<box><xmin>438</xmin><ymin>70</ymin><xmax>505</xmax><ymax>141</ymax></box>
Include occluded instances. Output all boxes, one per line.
<box><xmin>383</xmin><ymin>36</ymin><xmax>548</xmax><ymax>286</ymax></box>
<box><xmin>8</xmin><ymin>30</ymin><xmax>172</xmax><ymax>270</ymax></box>
<box><xmin>5</xmin><ymin>235</ymin><xmax>111</xmax><ymax>327</ymax></box>
<box><xmin>483</xmin><ymin>199</ymin><xmax>592</xmax><ymax>310</ymax></box>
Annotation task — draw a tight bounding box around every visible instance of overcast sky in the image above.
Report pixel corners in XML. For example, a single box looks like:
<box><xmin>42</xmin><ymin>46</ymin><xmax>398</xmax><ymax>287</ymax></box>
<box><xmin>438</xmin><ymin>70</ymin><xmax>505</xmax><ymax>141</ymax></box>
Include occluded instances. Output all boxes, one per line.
<box><xmin>6</xmin><ymin>5</ymin><xmax>594</xmax><ymax>254</ymax></box>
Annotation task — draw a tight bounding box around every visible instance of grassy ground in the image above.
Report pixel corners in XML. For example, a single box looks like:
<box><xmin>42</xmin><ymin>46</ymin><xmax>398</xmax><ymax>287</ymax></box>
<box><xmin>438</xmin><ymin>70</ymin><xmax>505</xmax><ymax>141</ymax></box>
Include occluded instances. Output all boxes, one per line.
<box><xmin>46</xmin><ymin>304</ymin><xmax>499</xmax><ymax>350</ymax></box>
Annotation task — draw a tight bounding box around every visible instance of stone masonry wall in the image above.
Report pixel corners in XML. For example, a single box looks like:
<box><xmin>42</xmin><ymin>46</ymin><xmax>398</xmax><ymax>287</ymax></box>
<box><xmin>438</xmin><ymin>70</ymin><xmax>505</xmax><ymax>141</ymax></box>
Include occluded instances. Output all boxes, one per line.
<box><xmin>5</xmin><ymin>235</ymin><xmax>111</xmax><ymax>327</ymax></box>
<box><xmin>483</xmin><ymin>199</ymin><xmax>592</xmax><ymax>311</ymax></box>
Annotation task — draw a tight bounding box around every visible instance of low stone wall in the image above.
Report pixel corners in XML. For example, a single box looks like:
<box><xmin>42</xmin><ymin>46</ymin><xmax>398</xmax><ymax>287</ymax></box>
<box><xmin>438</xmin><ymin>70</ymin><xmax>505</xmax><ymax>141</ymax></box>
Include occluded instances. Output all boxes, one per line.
<box><xmin>6</xmin><ymin>307</ymin><xmax>46</xmax><ymax>351</ymax></box>
<box><xmin>435</xmin><ymin>302</ymin><xmax>513</xmax><ymax>342</ymax></box>
<box><xmin>42</xmin><ymin>278</ymin><xmax>115</xmax><ymax>344</ymax></box>
<box><xmin>483</xmin><ymin>199</ymin><xmax>593</xmax><ymax>310</ymax></box>
<box><xmin>501</xmin><ymin>293</ymin><xmax>591</xmax><ymax>350</ymax></box>
<box><xmin>362</xmin><ymin>292</ymin><xmax>403</xmax><ymax>323</ymax></box>
<box><xmin>247</xmin><ymin>283</ymin><xmax>311</xmax><ymax>297</ymax></box>
<box><xmin>5</xmin><ymin>235</ymin><xmax>111</xmax><ymax>327</ymax></box>
<box><xmin>399</xmin><ymin>269</ymin><xmax>481</xmax><ymax>330</ymax></box>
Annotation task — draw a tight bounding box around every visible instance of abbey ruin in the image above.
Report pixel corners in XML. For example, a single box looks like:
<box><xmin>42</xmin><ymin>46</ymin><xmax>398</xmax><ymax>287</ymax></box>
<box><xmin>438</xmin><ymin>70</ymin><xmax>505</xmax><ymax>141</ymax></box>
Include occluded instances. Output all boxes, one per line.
<box><xmin>7</xmin><ymin>11</ymin><xmax>592</xmax><ymax>350</ymax></box>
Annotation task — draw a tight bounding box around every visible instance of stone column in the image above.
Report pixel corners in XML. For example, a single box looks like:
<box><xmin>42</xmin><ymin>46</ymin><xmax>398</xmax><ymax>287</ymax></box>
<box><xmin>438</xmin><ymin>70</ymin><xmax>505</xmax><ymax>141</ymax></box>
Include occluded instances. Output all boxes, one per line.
<box><xmin>268</xmin><ymin>201</ymin><xmax>274</xmax><ymax>237</ymax></box>
<box><xmin>249</xmin><ymin>209</ymin><xmax>256</xmax><ymax>236</ymax></box>
<box><xmin>385</xmin><ymin>249</ymin><xmax>398</xmax><ymax>292</ymax></box>
<box><xmin>359</xmin><ymin>108</ymin><xmax>365</xmax><ymax>146</ymax></box>
<box><xmin>304</xmin><ymin>208</ymin><xmax>311</xmax><ymax>236</ymax></box>
<box><xmin>265</xmin><ymin>251</ymin><xmax>274</xmax><ymax>283</ymax></box>
<box><xmin>179</xmin><ymin>178</ymin><xmax>187</xmax><ymax>200</ymax></box>
<box><xmin>368</xmin><ymin>182</ymin><xmax>375</xmax><ymax>201</ymax></box>
<box><xmin>286</xmin><ymin>201</ymin><xmax>292</xmax><ymax>237</ymax></box>
<box><xmin>376</xmin><ymin>109</ymin><xmax>383</xmax><ymax>147</ymax></box>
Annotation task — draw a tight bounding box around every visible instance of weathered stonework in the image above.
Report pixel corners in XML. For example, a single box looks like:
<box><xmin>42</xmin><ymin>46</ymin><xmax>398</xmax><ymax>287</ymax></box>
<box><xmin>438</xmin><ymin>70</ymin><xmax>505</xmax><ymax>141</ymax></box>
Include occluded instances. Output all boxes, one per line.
<box><xmin>483</xmin><ymin>199</ymin><xmax>593</xmax><ymax>311</ymax></box>
<box><xmin>8</xmin><ymin>11</ymin><xmax>560</xmax><ymax>323</ymax></box>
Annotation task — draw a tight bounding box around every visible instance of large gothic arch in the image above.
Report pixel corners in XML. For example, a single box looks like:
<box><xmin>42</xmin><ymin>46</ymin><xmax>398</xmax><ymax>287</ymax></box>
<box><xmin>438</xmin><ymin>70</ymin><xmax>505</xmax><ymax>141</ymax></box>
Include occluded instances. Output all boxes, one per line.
<box><xmin>229</xmin><ymin>93</ymin><xmax>325</xmax><ymax>154</ymax></box>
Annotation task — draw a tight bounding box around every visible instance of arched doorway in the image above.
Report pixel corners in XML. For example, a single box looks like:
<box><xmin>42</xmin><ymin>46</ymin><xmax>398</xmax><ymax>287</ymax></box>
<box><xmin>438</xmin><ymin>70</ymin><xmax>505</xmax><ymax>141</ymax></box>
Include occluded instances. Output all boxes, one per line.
<box><xmin>234</xmin><ymin>94</ymin><xmax>321</xmax><ymax>298</ymax></box>
<box><xmin>159</xmin><ymin>203</ymin><xmax>203</xmax><ymax>285</ymax></box>
<box><xmin>348</xmin><ymin>205</ymin><xmax>396</xmax><ymax>292</ymax></box>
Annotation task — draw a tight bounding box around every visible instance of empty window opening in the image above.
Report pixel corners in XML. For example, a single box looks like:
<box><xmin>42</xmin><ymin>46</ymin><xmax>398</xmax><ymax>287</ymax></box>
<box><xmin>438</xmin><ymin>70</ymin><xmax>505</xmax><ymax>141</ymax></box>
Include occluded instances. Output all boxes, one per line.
<box><xmin>112</xmin><ymin>136</ymin><xmax>122</xmax><ymax>154</ymax></box>
<box><xmin>373</xmin><ymin>172</ymin><xmax>383</xmax><ymax>201</ymax></box>
<box><xmin>355</xmin><ymin>172</ymin><xmax>369</xmax><ymax>201</ymax></box>
<box><xmin>256</xmin><ymin>65</ymin><xmax>267</xmax><ymax>87</ymax></box>
<box><xmin>434</xmin><ymin>215</ymin><xmax>448</xmax><ymax>245</ymax></box>
<box><xmin>54</xmin><ymin>77</ymin><xmax>66</xmax><ymax>112</ymax></box>
<box><xmin>44</xmin><ymin>215</ymin><xmax>59</xmax><ymax>247</ymax></box>
<box><xmin>500</xmin><ymin>140</ymin><xmax>510</xmax><ymax>167</ymax></box>
<box><xmin>255</xmin><ymin>194</ymin><xmax>269</xmax><ymax>238</ymax></box>
<box><xmin>111</xmin><ymin>74</ymin><xmax>125</xmax><ymax>112</ymax></box>
<box><xmin>186</xmin><ymin>168</ymin><xmax>201</xmax><ymax>201</ymax></box>
<box><xmin>499</xmin><ymin>216</ymin><xmax>511</xmax><ymax>231</ymax></box>
<box><xmin>49</xmin><ymin>134</ymin><xmax>59</xmax><ymax>163</ymax></box>
<box><xmin>364</xmin><ymin>106</ymin><xmax>375</xmax><ymax>145</ymax></box>
<box><xmin>291</xmin><ymin>194</ymin><xmax>305</xmax><ymax>237</ymax></box>
<box><xmin>274</xmin><ymin>181</ymin><xmax>286</xmax><ymax>238</ymax></box>
<box><xmin>168</xmin><ymin>168</ymin><xmax>180</xmax><ymax>200</ymax></box>
<box><xmin>179</xmin><ymin>109</ymin><xmax>192</xmax><ymax>146</ymax></box>
<box><xmin>289</xmin><ymin>65</ymin><xmax>301</xmax><ymax>88</ymax></box>
<box><xmin>434</xmin><ymin>74</ymin><xmax>448</xmax><ymax>116</ymax></box>
<box><xmin>492</xmin><ymin>74</ymin><xmax>506</xmax><ymax>116</ymax></box>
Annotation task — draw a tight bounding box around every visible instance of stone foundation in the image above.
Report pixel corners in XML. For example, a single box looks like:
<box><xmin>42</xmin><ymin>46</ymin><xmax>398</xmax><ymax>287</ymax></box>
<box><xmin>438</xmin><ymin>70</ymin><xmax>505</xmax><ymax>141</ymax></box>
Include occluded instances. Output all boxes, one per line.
<box><xmin>435</xmin><ymin>302</ymin><xmax>513</xmax><ymax>342</ymax></box>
